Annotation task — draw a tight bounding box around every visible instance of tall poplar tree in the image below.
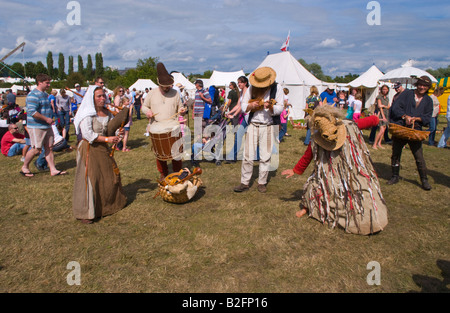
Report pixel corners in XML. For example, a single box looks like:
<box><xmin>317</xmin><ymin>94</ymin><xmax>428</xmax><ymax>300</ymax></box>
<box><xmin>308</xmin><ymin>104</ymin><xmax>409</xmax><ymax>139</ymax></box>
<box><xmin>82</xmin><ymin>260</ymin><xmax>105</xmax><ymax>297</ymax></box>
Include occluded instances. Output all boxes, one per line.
<box><xmin>58</xmin><ymin>52</ymin><xmax>66</xmax><ymax>80</ymax></box>
<box><xmin>95</xmin><ymin>52</ymin><xmax>104</xmax><ymax>77</ymax></box>
<box><xmin>46</xmin><ymin>51</ymin><xmax>54</xmax><ymax>78</ymax></box>
<box><xmin>85</xmin><ymin>54</ymin><xmax>93</xmax><ymax>80</ymax></box>
<box><xmin>77</xmin><ymin>55</ymin><xmax>84</xmax><ymax>74</ymax></box>
<box><xmin>68</xmin><ymin>56</ymin><xmax>74</xmax><ymax>76</ymax></box>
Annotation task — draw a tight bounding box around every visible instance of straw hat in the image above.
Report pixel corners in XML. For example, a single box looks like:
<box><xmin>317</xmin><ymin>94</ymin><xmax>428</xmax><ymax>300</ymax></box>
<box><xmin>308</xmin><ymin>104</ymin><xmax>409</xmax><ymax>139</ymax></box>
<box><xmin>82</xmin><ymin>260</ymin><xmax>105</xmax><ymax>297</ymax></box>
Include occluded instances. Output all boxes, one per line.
<box><xmin>249</xmin><ymin>67</ymin><xmax>277</xmax><ymax>88</ymax></box>
<box><xmin>310</xmin><ymin>105</ymin><xmax>347</xmax><ymax>151</ymax></box>
<box><xmin>156</xmin><ymin>63</ymin><xmax>174</xmax><ymax>87</ymax></box>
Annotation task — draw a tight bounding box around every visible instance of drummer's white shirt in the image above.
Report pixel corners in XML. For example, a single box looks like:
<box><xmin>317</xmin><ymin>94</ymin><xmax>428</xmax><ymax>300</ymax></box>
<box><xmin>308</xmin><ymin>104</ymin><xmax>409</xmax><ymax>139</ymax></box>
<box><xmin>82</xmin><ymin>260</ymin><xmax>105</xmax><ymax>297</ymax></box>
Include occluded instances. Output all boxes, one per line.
<box><xmin>142</xmin><ymin>87</ymin><xmax>182</xmax><ymax>123</ymax></box>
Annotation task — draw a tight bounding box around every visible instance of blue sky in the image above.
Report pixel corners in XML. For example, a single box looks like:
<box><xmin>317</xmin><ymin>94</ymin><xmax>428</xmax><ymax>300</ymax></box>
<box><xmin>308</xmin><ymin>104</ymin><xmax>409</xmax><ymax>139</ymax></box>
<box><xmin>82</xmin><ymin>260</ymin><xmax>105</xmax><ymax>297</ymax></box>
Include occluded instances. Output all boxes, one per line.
<box><xmin>1</xmin><ymin>0</ymin><xmax>449</xmax><ymax>77</ymax></box>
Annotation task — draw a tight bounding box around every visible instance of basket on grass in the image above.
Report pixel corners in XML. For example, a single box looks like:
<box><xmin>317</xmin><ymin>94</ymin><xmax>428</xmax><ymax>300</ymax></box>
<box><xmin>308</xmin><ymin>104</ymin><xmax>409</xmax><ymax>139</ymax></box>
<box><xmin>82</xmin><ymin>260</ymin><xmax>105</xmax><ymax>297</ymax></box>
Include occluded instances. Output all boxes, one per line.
<box><xmin>388</xmin><ymin>121</ymin><xmax>429</xmax><ymax>141</ymax></box>
<box><xmin>154</xmin><ymin>168</ymin><xmax>203</xmax><ymax>204</ymax></box>
<box><xmin>158</xmin><ymin>176</ymin><xmax>203</xmax><ymax>204</ymax></box>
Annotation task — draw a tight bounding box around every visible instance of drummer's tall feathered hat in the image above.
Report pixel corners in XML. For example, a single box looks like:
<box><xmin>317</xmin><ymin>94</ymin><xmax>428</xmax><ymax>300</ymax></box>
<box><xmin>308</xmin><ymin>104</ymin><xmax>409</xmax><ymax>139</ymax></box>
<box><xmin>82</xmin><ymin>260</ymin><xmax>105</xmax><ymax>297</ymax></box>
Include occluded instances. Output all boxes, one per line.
<box><xmin>157</xmin><ymin>62</ymin><xmax>174</xmax><ymax>87</ymax></box>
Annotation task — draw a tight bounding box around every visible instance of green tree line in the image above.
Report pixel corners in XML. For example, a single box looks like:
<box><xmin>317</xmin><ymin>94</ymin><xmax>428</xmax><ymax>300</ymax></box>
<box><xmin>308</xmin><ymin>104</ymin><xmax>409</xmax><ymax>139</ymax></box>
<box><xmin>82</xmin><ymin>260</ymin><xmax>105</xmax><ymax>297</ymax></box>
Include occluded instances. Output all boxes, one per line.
<box><xmin>2</xmin><ymin>52</ymin><xmax>449</xmax><ymax>90</ymax></box>
<box><xmin>0</xmin><ymin>52</ymin><xmax>161</xmax><ymax>91</ymax></box>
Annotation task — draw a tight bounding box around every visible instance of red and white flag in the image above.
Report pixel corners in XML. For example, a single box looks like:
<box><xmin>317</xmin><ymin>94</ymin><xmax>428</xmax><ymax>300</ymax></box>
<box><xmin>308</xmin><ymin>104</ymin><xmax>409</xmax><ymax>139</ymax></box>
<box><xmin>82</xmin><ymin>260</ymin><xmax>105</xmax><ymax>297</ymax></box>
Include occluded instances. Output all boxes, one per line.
<box><xmin>280</xmin><ymin>31</ymin><xmax>290</xmax><ymax>51</ymax></box>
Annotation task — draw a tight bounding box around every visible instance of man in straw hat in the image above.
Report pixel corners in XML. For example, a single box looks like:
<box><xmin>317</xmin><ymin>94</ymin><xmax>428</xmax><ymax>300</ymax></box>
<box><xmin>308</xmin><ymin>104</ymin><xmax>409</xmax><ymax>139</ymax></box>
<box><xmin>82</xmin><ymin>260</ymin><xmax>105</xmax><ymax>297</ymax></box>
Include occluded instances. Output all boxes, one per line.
<box><xmin>142</xmin><ymin>63</ymin><xmax>187</xmax><ymax>180</ymax></box>
<box><xmin>233</xmin><ymin>66</ymin><xmax>284</xmax><ymax>193</ymax></box>
<box><xmin>282</xmin><ymin>106</ymin><xmax>388</xmax><ymax>235</ymax></box>
<box><xmin>387</xmin><ymin>75</ymin><xmax>433</xmax><ymax>190</ymax></box>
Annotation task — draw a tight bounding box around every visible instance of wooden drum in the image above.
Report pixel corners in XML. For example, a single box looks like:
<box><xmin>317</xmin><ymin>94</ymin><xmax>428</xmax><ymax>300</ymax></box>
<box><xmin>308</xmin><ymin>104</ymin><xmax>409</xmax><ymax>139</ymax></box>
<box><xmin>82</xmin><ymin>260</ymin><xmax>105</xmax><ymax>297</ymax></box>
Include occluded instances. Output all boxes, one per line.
<box><xmin>149</xmin><ymin>120</ymin><xmax>182</xmax><ymax>161</ymax></box>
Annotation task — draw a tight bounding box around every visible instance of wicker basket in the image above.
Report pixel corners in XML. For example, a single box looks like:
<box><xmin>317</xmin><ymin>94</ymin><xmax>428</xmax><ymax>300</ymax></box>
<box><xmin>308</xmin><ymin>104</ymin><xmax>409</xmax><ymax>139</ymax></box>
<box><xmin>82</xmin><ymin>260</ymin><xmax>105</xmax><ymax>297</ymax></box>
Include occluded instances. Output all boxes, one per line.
<box><xmin>388</xmin><ymin>122</ymin><xmax>429</xmax><ymax>141</ymax></box>
<box><xmin>159</xmin><ymin>177</ymin><xmax>203</xmax><ymax>204</ymax></box>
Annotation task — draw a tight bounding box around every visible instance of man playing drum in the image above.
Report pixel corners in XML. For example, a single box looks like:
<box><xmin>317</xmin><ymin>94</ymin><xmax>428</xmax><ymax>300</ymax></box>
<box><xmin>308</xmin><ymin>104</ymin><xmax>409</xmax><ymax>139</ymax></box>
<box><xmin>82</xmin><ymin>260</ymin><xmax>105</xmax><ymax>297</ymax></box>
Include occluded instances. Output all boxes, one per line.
<box><xmin>142</xmin><ymin>63</ymin><xmax>187</xmax><ymax>180</ymax></box>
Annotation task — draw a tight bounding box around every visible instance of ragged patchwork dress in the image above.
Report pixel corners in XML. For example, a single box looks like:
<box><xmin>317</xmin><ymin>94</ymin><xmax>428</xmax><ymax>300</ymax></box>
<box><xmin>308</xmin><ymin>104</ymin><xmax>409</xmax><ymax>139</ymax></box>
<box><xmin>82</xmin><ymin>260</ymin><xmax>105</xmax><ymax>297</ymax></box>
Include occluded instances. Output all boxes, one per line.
<box><xmin>293</xmin><ymin>118</ymin><xmax>388</xmax><ymax>235</ymax></box>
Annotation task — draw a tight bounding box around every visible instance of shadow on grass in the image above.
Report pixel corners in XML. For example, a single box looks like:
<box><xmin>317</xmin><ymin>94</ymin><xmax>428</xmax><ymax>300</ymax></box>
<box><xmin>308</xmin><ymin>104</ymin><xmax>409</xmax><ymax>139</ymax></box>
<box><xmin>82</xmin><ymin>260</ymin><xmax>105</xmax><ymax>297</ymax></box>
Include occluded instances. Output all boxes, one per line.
<box><xmin>372</xmin><ymin>162</ymin><xmax>450</xmax><ymax>188</ymax></box>
<box><xmin>123</xmin><ymin>178</ymin><xmax>157</xmax><ymax>204</ymax></box>
<box><xmin>279</xmin><ymin>189</ymin><xmax>305</xmax><ymax>202</ymax></box>
<box><xmin>55</xmin><ymin>157</ymin><xmax>77</xmax><ymax>171</ymax></box>
<box><xmin>189</xmin><ymin>186</ymin><xmax>206</xmax><ymax>203</ymax></box>
<box><xmin>409</xmin><ymin>259</ymin><xmax>450</xmax><ymax>293</ymax></box>
<box><xmin>126</xmin><ymin>138</ymin><xmax>148</xmax><ymax>150</ymax></box>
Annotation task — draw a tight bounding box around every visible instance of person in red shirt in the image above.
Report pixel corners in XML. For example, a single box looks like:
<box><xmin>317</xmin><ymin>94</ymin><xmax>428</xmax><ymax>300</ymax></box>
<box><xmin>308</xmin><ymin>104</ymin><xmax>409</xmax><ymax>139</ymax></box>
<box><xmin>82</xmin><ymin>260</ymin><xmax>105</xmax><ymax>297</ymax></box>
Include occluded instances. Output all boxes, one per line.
<box><xmin>282</xmin><ymin>106</ymin><xmax>388</xmax><ymax>235</ymax></box>
<box><xmin>1</xmin><ymin>123</ymin><xmax>26</xmax><ymax>158</ymax></box>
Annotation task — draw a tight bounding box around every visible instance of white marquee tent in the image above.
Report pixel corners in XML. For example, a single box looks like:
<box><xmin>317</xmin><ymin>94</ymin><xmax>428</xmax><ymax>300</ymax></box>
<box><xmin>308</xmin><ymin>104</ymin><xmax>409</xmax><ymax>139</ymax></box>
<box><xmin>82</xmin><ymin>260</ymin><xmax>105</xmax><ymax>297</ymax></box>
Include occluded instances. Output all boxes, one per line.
<box><xmin>171</xmin><ymin>72</ymin><xmax>196</xmax><ymax>99</ymax></box>
<box><xmin>253</xmin><ymin>51</ymin><xmax>324</xmax><ymax>119</ymax></box>
<box><xmin>209</xmin><ymin>70</ymin><xmax>245</xmax><ymax>87</ymax></box>
<box><xmin>347</xmin><ymin>65</ymin><xmax>396</xmax><ymax>108</ymax></box>
<box><xmin>171</xmin><ymin>72</ymin><xmax>195</xmax><ymax>90</ymax></box>
<box><xmin>197</xmin><ymin>78</ymin><xmax>211</xmax><ymax>89</ymax></box>
<box><xmin>129</xmin><ymin>79</ymin><xmax>158</xmax><ymax>91</ymax></box>
<box><xmin>348</xmin><ymin>65</ymin><xmax>384</xmax><ymax>89</ymax></box>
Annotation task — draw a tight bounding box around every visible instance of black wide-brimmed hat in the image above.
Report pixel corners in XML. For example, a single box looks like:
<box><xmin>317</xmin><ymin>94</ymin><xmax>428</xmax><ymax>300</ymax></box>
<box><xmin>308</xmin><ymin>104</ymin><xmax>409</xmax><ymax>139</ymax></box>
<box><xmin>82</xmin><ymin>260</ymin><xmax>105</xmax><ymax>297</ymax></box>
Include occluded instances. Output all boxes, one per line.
<box><xmin>414</xmin><ymin>75</ymin><xmax>432</xmax><ymax>87</ymax></box>
<box><xmin>157</xmin><ymin>63</ymin><xmax>174</xmax><ymax>87</ymax></box>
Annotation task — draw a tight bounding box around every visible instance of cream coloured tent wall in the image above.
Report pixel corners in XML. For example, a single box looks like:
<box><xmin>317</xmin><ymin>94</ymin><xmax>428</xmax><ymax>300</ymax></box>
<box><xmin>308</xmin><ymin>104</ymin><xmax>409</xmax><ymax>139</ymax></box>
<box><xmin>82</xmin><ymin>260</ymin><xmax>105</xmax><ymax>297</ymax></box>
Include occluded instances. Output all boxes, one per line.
<box><xmin>253</xmin><ymin>51</ymin><xmax>324</xmax><ymax>119</ymax></box>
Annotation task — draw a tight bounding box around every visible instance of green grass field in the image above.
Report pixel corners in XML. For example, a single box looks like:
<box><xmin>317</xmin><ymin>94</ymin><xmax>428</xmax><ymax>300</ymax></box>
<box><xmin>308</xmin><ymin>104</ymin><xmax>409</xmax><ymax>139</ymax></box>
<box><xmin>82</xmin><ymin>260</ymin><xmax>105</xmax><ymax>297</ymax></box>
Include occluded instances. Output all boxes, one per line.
<box><xmin>0</xmin><ymin>113</ymin><xmax>449</xmax><ymax>293</ymax></box>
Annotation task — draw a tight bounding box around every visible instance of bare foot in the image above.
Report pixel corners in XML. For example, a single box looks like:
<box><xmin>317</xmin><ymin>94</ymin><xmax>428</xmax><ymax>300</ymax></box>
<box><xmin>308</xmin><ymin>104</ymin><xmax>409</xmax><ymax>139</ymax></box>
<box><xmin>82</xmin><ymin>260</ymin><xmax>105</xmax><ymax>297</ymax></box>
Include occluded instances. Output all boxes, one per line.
<box><xmin>372</xmin><ymin>146</ymin><xmax>378</xmax><ymax>150</ymax></box>
<box><xmin>378</xmin><ymin>145</ymin><xmax>385</xmax><ymax>149</ymax></box>
<box><xmin>296</xmin><ymin>209</ymin><xmax>308</xmax><ymax>218</ymax></box>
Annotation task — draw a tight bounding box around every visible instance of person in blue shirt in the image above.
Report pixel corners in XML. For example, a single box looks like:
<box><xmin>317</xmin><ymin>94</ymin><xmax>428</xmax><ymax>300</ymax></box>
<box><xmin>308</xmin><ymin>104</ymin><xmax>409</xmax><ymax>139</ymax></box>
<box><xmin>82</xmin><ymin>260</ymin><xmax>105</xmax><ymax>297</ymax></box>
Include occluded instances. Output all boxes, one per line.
<box><xmin>320</xmin><ymin>84</ymin><xmax>338</xmax><ymax>106</ymax></box>
<box><xmin>20</xmin><ymin>73</ymin><xmax>67</xmax><ymax>177</ymax></box>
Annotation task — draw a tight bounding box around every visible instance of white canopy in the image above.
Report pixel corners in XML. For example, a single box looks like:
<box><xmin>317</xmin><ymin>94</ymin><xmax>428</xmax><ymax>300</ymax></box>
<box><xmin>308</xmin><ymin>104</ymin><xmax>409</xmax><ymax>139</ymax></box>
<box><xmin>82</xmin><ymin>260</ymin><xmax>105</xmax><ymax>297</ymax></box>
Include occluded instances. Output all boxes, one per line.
<box><xmin>129</xmin><ymin>79</ymin><xmax>158</xmax><ymax>91</ymax></box>
<box><xmin>379</xmin><ymin>60</ymin><xmax>437</xmax><ymax>85</ymax></box>
<box><xmin>171</xmin><ymin>72</ymin><xmax>195</xmax><ymax>90</ymax></box>
<box><xmin>348</xmin><ymin>65</ymin><xmax>384</xmax><ymax>89</ymax></box>
<box><xmin>253</xmin><ymin>51</ymin><xmax>324</xmax><ymax>119</ymax></box>
<box><xmin>209</xmin><ymin>70</ymin><xmax>245</xmax><ymax>87</ymax></box>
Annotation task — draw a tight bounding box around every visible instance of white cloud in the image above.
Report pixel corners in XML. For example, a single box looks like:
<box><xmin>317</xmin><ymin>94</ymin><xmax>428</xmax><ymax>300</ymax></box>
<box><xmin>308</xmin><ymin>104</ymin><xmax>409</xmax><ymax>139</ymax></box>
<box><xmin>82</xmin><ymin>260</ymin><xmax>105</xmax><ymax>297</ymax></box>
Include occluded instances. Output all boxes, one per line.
<box><xmin>99</xmin><ymin>33</ymin><xmax>118</xmax><ymax>52</ymax></box>
<box><xmin>49</xmin><ymin>21</ymin><xmax>67</xmax><ymax>35</ymax></box>
<box><xmin>32</xmin><ymin>37</ymin><xmax>61</xmax><ymax>55</ymax></box>
<box><xmin>317</xmin><ymin>38</ymin><xmax>341</xmax><ymax>48</ymax></box>
<box><xmin>122</xmin><ymin>49</ymin><xmax>146</xmax><ymax>61</ymax></box>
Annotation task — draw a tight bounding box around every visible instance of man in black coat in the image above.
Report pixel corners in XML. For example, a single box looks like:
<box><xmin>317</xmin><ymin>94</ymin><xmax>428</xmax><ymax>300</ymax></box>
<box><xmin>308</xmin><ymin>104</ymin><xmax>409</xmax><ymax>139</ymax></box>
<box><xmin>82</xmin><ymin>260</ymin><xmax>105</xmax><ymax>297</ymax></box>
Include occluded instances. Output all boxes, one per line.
<box><xmin>387</xmin><ymin>76</ymin><xmax>434</xmax><ymax>190</ymax></box>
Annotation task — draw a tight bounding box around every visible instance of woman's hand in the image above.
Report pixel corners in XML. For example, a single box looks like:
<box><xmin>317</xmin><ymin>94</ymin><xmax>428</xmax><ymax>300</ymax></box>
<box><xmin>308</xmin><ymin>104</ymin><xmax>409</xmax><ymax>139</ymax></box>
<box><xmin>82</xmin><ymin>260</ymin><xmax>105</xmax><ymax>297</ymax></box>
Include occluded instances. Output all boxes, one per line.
<box><xmin>107</xmin><ymin>136</ymin><xmax>120</xmax><ymax>144</ymax></box>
